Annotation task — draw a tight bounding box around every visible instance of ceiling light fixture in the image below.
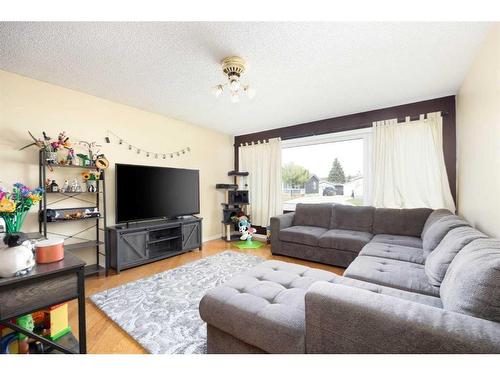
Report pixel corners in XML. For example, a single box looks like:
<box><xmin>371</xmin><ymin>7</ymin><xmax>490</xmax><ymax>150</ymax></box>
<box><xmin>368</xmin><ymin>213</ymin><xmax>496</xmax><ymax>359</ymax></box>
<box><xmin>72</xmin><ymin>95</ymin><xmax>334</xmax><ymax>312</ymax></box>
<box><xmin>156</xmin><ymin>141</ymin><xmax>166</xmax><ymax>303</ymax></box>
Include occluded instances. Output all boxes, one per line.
<box><xmin>212</xmin><ymin>56</ymin><xmax>255</xmax><ymax>103</ymax></box>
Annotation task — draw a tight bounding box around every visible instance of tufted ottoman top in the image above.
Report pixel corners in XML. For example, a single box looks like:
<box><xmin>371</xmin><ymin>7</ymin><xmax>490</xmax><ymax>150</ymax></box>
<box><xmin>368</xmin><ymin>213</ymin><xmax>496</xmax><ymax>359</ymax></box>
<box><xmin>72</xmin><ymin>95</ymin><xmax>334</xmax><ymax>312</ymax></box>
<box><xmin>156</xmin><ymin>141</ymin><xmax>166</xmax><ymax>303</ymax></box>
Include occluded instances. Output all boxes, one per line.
<box><xmin>199</xmin><ymin>260</ymin><xmax>337</xmax><ymax>353</ymax></box>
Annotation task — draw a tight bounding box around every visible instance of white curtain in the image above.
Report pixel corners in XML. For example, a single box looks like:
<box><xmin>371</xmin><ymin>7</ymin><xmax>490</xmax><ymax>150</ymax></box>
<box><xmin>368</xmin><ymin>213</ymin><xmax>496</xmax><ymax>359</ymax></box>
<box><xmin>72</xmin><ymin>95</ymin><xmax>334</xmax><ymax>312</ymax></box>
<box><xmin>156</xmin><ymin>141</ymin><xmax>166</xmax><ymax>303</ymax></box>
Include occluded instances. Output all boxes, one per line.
<box><xmin>371</xmin><ymin>112</ymin><xmax>455</xmax><ymax>211</ymax></box>
<box><xmin>239</xmin><ymin>138</ymin><xmax>283</xmax><ymax>227</ymax></box>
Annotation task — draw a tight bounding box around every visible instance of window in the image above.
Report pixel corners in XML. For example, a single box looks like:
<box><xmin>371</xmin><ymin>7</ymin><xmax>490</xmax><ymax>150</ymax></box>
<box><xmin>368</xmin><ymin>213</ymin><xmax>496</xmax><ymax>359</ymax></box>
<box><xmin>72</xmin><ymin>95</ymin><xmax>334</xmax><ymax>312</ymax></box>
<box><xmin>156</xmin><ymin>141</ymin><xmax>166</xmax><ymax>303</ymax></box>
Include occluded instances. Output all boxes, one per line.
<box><xmin>281</xmin><ymin>128</ymin><xmax>371</xmax><ymax>211</ymax></box>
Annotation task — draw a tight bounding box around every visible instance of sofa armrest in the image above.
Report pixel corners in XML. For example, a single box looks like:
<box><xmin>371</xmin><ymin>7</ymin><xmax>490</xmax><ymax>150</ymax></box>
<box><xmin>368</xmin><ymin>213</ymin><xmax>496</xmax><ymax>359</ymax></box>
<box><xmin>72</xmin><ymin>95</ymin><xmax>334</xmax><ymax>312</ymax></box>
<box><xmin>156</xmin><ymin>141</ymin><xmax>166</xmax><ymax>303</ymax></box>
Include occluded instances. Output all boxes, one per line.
<box><xmin>270</xmin><ymin>213</ymin><xmax>295</xmax><ymax>254</ymax></box>
<box><xmin>271</xmin><ymin>212</ymin><xmax>295</xmax><ymax>230</ymax></box>
<box><xmin>305</xmin><ymin>282</ymin><xmax>500</xmax><ymax>353</ymax></box>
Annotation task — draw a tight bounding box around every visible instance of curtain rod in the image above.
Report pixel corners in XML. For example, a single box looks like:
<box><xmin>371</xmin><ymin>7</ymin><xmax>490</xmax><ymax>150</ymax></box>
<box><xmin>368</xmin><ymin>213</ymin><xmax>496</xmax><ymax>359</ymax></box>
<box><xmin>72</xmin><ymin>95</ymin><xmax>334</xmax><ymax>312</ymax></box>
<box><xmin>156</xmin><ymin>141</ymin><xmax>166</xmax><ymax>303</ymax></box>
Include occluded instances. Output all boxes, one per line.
<box><xmin>235</xmin><ymin>111</ymin><xmax>449</xmax><ymax>145</ymax></box>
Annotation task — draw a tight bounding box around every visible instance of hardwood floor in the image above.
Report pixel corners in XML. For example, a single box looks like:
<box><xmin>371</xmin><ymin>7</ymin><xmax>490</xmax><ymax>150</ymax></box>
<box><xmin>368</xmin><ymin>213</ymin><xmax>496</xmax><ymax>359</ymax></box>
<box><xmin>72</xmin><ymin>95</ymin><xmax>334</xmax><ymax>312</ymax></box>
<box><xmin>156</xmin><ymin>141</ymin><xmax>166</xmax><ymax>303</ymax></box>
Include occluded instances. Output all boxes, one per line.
<box><xmin>68</xmin><ymin>239</ymin><xmax>344</xmax><ymax>354</ymax></box>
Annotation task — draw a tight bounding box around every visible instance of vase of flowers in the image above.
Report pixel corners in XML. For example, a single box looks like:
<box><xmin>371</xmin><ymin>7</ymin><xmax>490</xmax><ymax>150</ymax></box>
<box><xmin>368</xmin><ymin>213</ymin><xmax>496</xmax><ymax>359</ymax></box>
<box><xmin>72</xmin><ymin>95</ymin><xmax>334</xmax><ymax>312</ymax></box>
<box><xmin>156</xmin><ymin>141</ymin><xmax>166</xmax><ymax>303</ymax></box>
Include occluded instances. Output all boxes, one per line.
<box><xmin>82</xmin><ymin>170</ymin><xmax>100</xmax><ymax>192</ymax></box>
<box><xmin>0</xmin><ymin>183</ymin><xmax>43</xmax><ymax>234</ymax></box>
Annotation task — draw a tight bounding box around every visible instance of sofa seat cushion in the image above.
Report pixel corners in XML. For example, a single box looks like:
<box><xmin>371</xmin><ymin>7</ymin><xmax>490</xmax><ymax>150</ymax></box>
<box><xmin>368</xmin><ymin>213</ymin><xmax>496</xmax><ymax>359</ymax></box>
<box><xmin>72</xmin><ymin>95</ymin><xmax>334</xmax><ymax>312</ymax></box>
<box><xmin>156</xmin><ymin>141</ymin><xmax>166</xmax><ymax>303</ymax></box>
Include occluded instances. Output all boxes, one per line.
<box><xmin>425</xmin><ymin>227</ymin><xmax>487</xmax><ymax>287</ymax></box>
<box><xmin>279</xmin><ymin>226</ymin><xmax>327</xmax><ymax>247</ymax></box>
<box><xmin>293</xmin><ymin>203</ymin><xmax>333</xmax><ymax>228</ymax></box>
<box><xmin>199</xmin><ymin>260</ymin><xmax>338</xmax><ymax>353</ymax></box>
<box><xmin>327</xmin><ymin>273</ymin><xmax>442</xmax><ymax>308</ymax></box>
<box><xmin>440</xmin><ymin>238</ymin><xmax>500</xmax><ymax>322</ymax></box>
<box><xmin>371</xmin><ymin>234</ymin><xmax>423</xmax><ymax>248</ymax></box>
<box><xmin>359</xmin><ymin>242</ymin><xmax>425</xmax><ymax>264</ymax></box>
<box><xmin>318</xmin><ymin>229</ymin><xmax>373</xmax><ymax>252</ymax></box>
<box><xmin>344</xmin><ymin>256</ymin><xmax>440</xmax><ymax>297</ymax></box>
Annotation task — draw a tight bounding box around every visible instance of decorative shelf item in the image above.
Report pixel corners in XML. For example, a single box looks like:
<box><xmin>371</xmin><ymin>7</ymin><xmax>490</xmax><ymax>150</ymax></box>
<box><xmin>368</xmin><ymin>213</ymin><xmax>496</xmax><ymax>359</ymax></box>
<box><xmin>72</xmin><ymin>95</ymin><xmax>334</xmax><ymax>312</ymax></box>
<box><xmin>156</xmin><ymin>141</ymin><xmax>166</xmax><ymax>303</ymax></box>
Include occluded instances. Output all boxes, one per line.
<box><xmin>38</xmin><ymin>150</ymin><xmax>108</xmax><ymax>276</ymax></box>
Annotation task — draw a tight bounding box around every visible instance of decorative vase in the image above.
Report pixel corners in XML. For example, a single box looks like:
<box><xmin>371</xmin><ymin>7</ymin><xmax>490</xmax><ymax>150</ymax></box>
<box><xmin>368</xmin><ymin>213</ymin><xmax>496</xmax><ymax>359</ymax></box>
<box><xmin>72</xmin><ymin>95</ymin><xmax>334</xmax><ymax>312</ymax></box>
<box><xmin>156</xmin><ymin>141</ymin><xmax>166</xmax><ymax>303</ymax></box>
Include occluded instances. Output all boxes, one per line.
<box><xmin>1</xmin><ymin>210</ymin><xmax>29</xmax><ymax>234</ymax></box>
<box><xmin>86</xmin><ymin>180</ymin><xmax>97</xmax><ymax>192</ymax></box>
<box><xmin>45</xmin><ymin>151</ymin><xmax>58</xmax><ymax>164</ymax></box>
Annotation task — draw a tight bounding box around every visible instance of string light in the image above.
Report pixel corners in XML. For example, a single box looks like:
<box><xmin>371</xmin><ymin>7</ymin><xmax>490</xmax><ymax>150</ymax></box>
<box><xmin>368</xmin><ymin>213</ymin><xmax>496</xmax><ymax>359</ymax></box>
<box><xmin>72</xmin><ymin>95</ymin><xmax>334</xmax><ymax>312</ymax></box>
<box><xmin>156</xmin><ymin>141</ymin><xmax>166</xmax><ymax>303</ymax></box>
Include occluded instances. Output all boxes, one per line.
<box><xmin>105</xmin><ymin>130</ymin><xmax>191</xmax><ymax>159</ymax></box>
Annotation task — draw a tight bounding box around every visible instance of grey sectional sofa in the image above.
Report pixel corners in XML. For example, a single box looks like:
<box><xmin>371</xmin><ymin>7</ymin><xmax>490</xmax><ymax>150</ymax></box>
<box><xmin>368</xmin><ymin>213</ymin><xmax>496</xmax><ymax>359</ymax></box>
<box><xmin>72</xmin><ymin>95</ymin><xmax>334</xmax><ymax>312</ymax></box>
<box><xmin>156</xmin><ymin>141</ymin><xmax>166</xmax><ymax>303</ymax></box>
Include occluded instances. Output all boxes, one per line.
<box><xmin>270</xmin><ymin>203</ymin><xmax>442</xmax><ymax>268</ymax></box>
<box><xmin>199</xmin><ymin>204</ymin><xmax>500</xmax><ymax>353</ymax></box>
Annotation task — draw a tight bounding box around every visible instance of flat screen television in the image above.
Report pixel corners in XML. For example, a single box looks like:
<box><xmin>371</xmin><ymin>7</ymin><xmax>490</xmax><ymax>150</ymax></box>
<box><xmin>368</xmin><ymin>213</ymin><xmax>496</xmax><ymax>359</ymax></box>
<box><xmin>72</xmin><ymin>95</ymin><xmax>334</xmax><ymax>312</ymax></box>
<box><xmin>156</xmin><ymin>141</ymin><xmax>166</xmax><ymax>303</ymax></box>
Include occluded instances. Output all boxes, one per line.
<box><xmin>115</xmin><ymin>163</ymin><xmax>200</xmax><ymax>223</ymax></box>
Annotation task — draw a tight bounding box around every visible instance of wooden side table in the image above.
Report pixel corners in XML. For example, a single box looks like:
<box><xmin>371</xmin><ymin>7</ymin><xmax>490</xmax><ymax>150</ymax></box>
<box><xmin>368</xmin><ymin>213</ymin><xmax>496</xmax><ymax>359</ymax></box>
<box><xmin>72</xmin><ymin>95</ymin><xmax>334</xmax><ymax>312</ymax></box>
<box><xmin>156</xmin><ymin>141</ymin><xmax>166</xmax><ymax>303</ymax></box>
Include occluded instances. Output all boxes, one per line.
<box><xmin>0</xmin><ymin>251</ymin><xmax>87</xmax><ymax>354</ymax></box>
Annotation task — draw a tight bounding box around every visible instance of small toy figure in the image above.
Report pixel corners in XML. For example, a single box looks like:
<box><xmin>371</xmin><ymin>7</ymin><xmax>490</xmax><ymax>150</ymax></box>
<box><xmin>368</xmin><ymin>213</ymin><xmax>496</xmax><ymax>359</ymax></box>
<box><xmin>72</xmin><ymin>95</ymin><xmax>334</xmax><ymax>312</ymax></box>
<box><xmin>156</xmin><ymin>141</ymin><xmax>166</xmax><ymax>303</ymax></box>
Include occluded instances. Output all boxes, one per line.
<box><xmin>77</xmin><ymin>153</ymin><xmax>91</xmax><ymax>166</ymax></box>
<box><xmin>16</xmin><ymin>314</ymin><xmax>34</xmax><ymax>354</ymax></box>
<box><xmin>49</xmin><ymin>180</ymin><xmax>59</xmax><ymax>192</ymax></box>
<box><xmin>66</xmin><ymin>148</ymin><xmax>76</xmax><ymax>165</ymax></box>
<box><xmin>70</xmin><ymin>178</ymin><xmax>81</xmax><ymax>193</ymax></box>
<box><xmin>62</xmin><ymin>179</ymin><xmax>69</xmax><ymax>193</ymax></box>
<box><xmin>237</xmin><ymin>216</ymin><xmax>256</xmax><ymax>242</ymax></box>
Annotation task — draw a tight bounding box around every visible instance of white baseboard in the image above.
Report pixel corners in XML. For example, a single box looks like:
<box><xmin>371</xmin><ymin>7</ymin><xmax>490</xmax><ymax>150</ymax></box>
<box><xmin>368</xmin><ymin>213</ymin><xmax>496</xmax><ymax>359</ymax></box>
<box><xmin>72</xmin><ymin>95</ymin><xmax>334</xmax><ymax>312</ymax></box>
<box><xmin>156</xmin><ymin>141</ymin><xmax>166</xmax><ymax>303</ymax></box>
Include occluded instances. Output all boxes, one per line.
<box><xmin>203</xmin><ymin>233</ymin><xmax>222</xmax><ymax>242</ymax></box>
<box><xmin>253</xmin><ymin>234</ymin><xmax>267</xmax><ymax>240</ymax></box>
<box><xmin>203</xmin><ymin>233</ymin><xmax>267</xmax><ymax>242</ymax></box>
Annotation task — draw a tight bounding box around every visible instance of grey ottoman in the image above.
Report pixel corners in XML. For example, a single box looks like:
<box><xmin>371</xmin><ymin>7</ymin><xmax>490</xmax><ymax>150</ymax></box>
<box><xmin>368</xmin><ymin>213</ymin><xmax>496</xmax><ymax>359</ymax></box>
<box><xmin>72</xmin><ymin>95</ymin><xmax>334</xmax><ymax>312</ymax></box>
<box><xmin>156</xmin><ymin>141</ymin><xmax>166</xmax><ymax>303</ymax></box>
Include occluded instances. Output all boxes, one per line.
<box><xmin>199</xmin><ymin>260</ymin><xmax>337</xmax><ymax>353</ymax></box>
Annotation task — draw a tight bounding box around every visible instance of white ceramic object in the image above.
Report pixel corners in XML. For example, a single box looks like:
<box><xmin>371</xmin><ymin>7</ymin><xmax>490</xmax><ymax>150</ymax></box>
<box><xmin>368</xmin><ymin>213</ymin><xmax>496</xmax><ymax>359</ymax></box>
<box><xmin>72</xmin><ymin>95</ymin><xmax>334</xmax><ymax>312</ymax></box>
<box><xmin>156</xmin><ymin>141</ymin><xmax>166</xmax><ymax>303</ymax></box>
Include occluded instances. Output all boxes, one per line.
<box><xmin>0</xmin><ymin>241</ymin><xmax>35</xmax><ymax>278</ymax></box>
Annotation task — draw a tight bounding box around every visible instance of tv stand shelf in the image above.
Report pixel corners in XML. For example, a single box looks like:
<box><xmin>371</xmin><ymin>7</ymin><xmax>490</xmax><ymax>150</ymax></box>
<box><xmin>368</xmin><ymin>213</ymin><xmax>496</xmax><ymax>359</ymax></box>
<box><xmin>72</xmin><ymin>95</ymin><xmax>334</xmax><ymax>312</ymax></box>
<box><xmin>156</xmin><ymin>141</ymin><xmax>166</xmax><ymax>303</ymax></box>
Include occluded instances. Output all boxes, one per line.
<box><xmin>106</xmin><ymin>217</ymin><xmax>202</xmax><ymax>273</ymax></box>
<box><xmin>147</xmin><ymin>235</ymin><xmax>181</xmax><ymax>245</ymax></box>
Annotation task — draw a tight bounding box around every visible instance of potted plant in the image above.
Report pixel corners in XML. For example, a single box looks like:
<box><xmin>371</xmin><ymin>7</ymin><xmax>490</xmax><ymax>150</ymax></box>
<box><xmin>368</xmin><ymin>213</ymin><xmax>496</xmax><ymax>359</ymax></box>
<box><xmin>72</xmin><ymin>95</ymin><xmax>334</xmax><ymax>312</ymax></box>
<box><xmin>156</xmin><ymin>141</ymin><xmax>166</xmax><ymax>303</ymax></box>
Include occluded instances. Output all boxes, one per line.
<box><xmin>0</xmin><ymin>183</ymin><xmax>43</xmax><ymax>234</ymax></box>
<box><xmin>81</xmin><ymin>170</ymin><xmax>100</xmax><ymax>192</ymax></box>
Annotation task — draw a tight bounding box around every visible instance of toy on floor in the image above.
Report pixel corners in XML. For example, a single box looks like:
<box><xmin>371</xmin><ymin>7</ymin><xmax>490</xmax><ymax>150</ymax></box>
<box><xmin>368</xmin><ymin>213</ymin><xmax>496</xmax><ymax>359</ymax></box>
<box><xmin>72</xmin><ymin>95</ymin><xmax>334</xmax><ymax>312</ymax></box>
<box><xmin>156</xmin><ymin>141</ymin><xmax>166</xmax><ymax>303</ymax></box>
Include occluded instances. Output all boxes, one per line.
<box><xmin>237</xmin><ymin>215</ymin><xmax>256</xmax><ymax>242</ymax></box>
<box><xmin>16</xmin><ymin>314</ymin><xmax>34</xmax><ymax>354</ymax></box>
<box><xmin>0</xmin><ymin>303</ymin><xmax>71</xmax><ymax>354</ymax></box>
<box><xmin>1</xmin><ymin>324</ymin><xmax>19</xmax><ymax>354</ymax></box>
<box><xmin>43</xmin><ymin>303</ymin><xmax>71</xmax><ymax>341</ymax></box>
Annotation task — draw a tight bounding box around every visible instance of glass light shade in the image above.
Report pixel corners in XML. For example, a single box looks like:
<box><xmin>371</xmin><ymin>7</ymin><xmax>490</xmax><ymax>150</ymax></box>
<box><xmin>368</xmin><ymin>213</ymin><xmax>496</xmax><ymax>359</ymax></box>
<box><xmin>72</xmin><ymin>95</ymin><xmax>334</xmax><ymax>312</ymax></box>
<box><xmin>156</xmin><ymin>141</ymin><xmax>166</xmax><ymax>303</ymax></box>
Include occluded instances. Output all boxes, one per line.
<box><xmin>229</xmin><ymin>78</ymin><xmax>241</xmax><ymax>92</ymax></box>
<box><xmin>212</xmin><ymin>85</ymin><xmax>223</xmax><ymax>98</ymax></box>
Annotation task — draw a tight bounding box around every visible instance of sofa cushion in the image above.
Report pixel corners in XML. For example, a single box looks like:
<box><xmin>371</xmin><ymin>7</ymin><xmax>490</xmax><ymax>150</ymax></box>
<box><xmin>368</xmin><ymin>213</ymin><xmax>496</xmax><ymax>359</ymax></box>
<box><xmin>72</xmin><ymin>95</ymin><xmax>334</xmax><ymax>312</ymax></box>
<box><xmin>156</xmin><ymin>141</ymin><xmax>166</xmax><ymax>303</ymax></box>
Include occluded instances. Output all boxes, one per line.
<box><xmin>359</xmin><ymin>242</ymin><xmax>425</xmax><ymax>264</ymax></box>
<box><xmin>318</xmin><ymin>229</ymin><xmax>373</xmax><ymax>253</ymax></box>
<box><xmin>440</xmin><ymin>238</ymin><xmax>500</xmax><ymax>322</ymax></box>
<box><xmin>373</xmin><ymin>208</ymin><xmax>433</xmax><ymax>237</ymax></box>
<box><xmin>421</xmin><ymin>208</ymin><xmax>454</xmax><ymax>239</ymax></box>
<box><xmin>199</xmin><ymin>260</ymin><xmax>338</xmax><ymax>353</ymax></box>
<box><xmin>278</xmin><ymin>241</ymin><xmax>358</xmax><ymax>268</ymax></box>
<box><xmin>421</xmin><ymin>215</ymin><xmax>470</xmax><ymax>258</ymax></box>
<box><xmin>425</xmin><ymin>227</ymin><xmax>487</xmax><ymax>287</ymax></box>
<box><xmin>279</xmin><ymin>226</ymin><xmax>327</xmax><ymax>247</ymax></box>
<box><xmin>344</xmin><ymin>256</ymin><xmax>440</xmax><ymax>297</ymax></box>
<box><xmin>331</xmin><ymin>205</ymin><xmax>375</xmax><ymax>232</ymax></box>
<box><xmin>293</xmin><ymin>203</ymin><xmax>333</xmax><ymax>229</ymax></box>
<box><xmin>371</xmin><ymin>234</ymin><xmax>423</xmax><ymax>248</ymax></box>
<box><xmin>327</xmin><ymin>273</ymin><xmax>442</xmax><ymax>308</ymax></box>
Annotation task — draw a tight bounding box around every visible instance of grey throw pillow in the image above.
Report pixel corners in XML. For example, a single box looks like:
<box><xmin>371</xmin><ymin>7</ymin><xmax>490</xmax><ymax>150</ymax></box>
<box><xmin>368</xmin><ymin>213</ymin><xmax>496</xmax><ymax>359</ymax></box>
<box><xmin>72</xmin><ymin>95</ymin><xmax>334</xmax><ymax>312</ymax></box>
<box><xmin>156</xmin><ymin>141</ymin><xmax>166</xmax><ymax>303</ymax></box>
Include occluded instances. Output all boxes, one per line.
<box><xmin>440</xmin><ymin>238</ymin><xmax>500</xmax><ymax>323</ymax></box>
<box><xmin>425</xmin><ymin>226</ymin><xmax>487</xmax><ymax>286</ymax></box>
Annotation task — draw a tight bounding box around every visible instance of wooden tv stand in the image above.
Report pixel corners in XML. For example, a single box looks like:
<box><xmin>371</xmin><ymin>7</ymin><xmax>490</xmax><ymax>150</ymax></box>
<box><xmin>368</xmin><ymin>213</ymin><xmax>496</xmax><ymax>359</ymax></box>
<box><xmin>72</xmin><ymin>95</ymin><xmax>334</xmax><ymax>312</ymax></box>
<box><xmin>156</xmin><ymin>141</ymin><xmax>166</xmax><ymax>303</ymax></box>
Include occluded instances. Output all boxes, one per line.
<box><xmin>106</xmin><ymin>217</ymin><xmax>202</xmax><ymax>273</ymax></box>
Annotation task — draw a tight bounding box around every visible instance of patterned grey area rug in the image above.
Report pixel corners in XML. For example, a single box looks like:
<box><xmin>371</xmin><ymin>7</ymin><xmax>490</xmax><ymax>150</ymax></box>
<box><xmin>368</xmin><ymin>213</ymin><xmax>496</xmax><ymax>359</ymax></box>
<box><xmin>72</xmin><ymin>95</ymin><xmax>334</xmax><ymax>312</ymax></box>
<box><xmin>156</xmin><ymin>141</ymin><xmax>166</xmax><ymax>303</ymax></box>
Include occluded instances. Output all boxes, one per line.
<box><xmin>90</xmin><ymin>251</ymin><xmax>263</xmax><ymax>354</ymax></box>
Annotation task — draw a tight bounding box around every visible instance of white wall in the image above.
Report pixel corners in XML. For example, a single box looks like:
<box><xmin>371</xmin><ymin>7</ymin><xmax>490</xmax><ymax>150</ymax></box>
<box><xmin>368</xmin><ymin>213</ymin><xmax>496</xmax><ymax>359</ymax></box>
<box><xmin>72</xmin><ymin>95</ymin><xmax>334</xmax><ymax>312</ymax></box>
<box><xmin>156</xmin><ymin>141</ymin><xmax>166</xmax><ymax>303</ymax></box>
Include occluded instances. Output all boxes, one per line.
<box><xmin>0</xmin><ymin>70</ymin><xmax>233</xmax><ymax>262</ymax></box>
<box><xmin>456</xmin><ymin>24</ymin><xmax>500</xmax><ymax>238</ymax></box>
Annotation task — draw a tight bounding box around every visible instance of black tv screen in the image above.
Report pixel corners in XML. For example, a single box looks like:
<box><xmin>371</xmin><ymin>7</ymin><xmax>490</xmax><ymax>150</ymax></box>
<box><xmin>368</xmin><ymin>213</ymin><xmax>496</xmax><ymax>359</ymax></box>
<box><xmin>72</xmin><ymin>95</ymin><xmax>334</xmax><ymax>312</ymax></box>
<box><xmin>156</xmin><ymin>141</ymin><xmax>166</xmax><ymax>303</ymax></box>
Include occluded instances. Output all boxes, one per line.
<box><xmin>115</xmin><ymin>164</ymin><xmax>200</xmax><ymax>223</ymax></box>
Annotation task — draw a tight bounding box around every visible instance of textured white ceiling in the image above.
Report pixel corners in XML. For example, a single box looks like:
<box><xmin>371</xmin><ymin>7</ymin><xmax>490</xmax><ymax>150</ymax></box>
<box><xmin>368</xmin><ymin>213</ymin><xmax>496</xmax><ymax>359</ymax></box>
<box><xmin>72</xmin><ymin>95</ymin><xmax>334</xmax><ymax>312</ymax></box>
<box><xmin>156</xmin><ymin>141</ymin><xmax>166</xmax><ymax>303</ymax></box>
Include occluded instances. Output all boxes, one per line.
<box><xmin>0</xmin><ymin>22</ymin><xmax>491</xmax><ymax>135</ymax></box>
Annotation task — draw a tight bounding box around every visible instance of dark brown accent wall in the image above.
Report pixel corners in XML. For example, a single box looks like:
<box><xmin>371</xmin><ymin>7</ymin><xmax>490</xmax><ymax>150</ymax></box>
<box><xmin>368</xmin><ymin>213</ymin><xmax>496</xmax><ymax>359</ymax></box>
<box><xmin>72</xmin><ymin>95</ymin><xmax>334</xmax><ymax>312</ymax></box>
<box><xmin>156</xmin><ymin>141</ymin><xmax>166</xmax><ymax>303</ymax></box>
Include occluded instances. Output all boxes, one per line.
<box><xmin>234</xmin><ymin>95</ymin><xmax>457</xmax><ymax>202</ymax></box>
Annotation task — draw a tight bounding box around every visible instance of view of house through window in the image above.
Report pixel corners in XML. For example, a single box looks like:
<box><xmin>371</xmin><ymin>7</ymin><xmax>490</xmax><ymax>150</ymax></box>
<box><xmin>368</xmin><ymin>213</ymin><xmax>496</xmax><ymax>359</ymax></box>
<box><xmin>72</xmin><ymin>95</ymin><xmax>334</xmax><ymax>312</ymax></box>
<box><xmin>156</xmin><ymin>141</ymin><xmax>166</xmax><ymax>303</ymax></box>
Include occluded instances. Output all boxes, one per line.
<box><xmin>281</xmin><ymin>134</ymin><xmax>368</xmax><ymax>211</ymax></box>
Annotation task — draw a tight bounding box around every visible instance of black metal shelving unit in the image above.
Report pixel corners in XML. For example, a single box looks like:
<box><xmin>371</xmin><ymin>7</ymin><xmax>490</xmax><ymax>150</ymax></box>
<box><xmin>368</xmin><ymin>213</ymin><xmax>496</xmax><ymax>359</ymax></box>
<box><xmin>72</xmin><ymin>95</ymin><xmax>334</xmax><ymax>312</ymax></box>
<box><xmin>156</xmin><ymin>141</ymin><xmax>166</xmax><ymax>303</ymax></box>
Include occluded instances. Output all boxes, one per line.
<box><xmin>38</xmin><ymin>150</ymin><xmax>108</xmax><ymax>276</ymax></box>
